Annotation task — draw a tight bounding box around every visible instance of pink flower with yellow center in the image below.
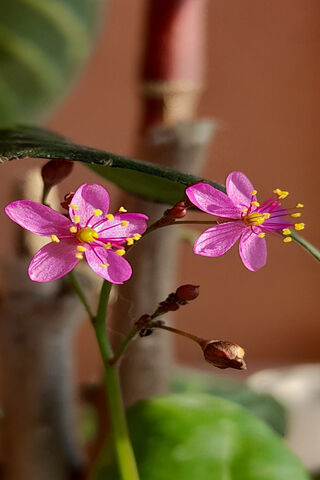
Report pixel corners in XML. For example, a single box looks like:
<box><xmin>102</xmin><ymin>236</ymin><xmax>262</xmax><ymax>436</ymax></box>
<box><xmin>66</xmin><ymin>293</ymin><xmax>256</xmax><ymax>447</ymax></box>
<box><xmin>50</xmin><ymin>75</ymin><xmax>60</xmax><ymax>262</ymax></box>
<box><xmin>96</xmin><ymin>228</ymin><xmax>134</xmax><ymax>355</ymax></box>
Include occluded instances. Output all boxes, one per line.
<box><xmin>5</xmin><ymin>183</ymin><xmax>148</xmax><ymax>283</ymax></box>
<box><xmin>186</xmin><ymin>171</ymin><xmax>304</xmax><ymax>271</ymax></box>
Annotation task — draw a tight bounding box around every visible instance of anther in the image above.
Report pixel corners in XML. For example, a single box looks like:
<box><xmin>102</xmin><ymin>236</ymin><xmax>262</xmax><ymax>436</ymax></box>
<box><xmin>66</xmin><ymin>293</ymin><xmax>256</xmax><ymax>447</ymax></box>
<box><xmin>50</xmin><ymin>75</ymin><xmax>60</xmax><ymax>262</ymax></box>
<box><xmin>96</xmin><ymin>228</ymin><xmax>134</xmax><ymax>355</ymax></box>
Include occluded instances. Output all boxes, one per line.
<box><xmin>295</xmin><ymin>223</ymin><xmax>305</xmax><ymax>231</ymax></box>
<box><xmin>74</xmin><ymin>215</ymin><xmax>80</xmax><ymax>224</ymax></box>
<box><xmin>51</xmin><ymin>235</ymin><xmax>60</xmax><ymax>243</ymax></box>
<box><xmin>101</xmin><ymin>263</ymin><xmax>109</xmax><ymax>268</ymax></box>
<box><xmin>258</xmin><ymin>233</ymin><xmax>265</xmax><ymax>238</ymax></box>
<box><xmin>251</xmin><ymin>190</ymin><xmax>258</xmax><ymax>195</ymax></box>
<box><xmin>106</xmin><ymin>214</ymin><xmax>114</xmax><ymax>221</ymax></box>
<box><xmin>242</xmin><ymin>207</ymin><xmax>248</xmax><ymax>213</ymax></box>
<box><xmin>104</xmin><ymin>242</ymin><xmax>112</xmax><ymax>249</ymax></box>
<box><xmin>115</xmin><ymin>249</ymin><xmax>125</xmax><ymax>256</ymax></box>
<box><xmin>94</xmin><ymin>209</ymin><xmax>102</xmax><ymax>216</ymax></box>
<box><xmin>119</xmin><ymin>206</ymin><xmax>127</xmax><ymax>213</ymax></box>
<box><xmin>121</xmin><ymin>221</ymin><xmax>129</xmax><ymax>227</ymax></box>
<box><xmin>263</xmin><ymin>213</ymin><xmax>271</xmax><ymax>219</ymax></box>
<box><xmin>283</xmin><ymin>237</ymin><xmax>292</xmax><ymax>243</ymax></box>
<box><xmin>70</xmin><ymin>204</ymin><xmax>79</xmax><ymax>210</ymax></box>
<box><xmin>126</xmin><ymin>237</ymin><xmax>134</xmax><ymax>245</ymax></box>
<box><xmin>291</xmin><ymin>213</ymin><xmax>301</xmax><ymax>218</ymax></box>
<box><xmin>75</xmin><ymin>253</ymin><xmax>84</xmax><ymax>259</ymax></box>
<box><xmin>77</xmin><ymin>246</ymin><xmax>86</xmax><ymax>252</ymax></box>
<box><xmin>296</xmin><ymin>203</ymin><xmax>304</xmax><ymax>208</ymax></box>
<box><xmin>251</xmin><ymin>201</ymin><xmax>260</xmax><ymax>207</ymax></box>
<box><xmin>282</xmin><ymin>228</ymin><xmax>291</xmax><ymax>235</ymax></box>
<box><xmin>133</xmin><ymin>233</ymin><xmax>141</xmax><ymax>240</ymax></box>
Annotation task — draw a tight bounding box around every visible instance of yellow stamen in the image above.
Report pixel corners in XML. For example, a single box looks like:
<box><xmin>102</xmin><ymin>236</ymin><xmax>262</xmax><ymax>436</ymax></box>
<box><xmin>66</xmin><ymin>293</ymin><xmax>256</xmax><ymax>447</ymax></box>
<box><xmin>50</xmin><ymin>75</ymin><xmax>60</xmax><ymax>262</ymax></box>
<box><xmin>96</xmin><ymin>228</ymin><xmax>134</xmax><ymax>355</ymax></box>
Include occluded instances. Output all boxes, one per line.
<box><xmin>101</xmin><ymin>263</ymin><xmax>109</xmax><ymax>268</ymax></box>
<box><xmin>263</xmin><ymin>213</ymin><xmax>271</xmax><ymax>219</ymax></box>
<box><xmin>121</xmin><ymin>221</ymin><xmax>129</xmax><ymax>227</ymax></box>
<box><xmin>282</xmin><ymin>228</ymin><xmax>291</xmax><ymax>235</ymax></box>
<box><xmin>126</xmin><ymin>237</ymin><xmax>134</xmax><ymax>245</ymax></box>
<box><xmin>51</xmin><ymin>235</ymin><xmax>60</xmax><ymax>243</ymax></box>
<box><xmin>251</xmin><ymin>201</ymin><xmax>260</xmax><ymax>207</ymax></box>
<box><xmin>243</xmin><ymin>212</ymin><xmax>266</xmax><ymax>227</ymax></box>
<box><xmin>94</xmin><ymin>209</ymin><xmax>102</xmax><ymax>216</ymax></box>
<box><xmin>104</xmin><ymin>242</ymin><xmax>112</xmax><ymax>249</ymax></box>
<box><xmin>296</xmin><ymin>203</ymin><xmax>304</xmax><ymax>208</ymax></box>
<box><xmin>119</xmin><ymin>206</ymin><xmax>127</xmax><ymax>213</ymax></box>
<box><xmin>116</xmin><ymin>249</ymin><xmax>125</xmax><ymax>256</ymax></box>
<box><xmin>74</xmin><ymin>215</ymin><xmax>80</xmax><ymax>224</ymax></box>
<box><xmin>77</xmin><ymin>245</ymin><xmax>86</xmax><ymax>252</ymax></box>
<box><xmin>273</xmin><ymin>188</ymin><xmax>289</xmax><ymax>199</ymax></box>
<box><xmin>251</xmin><ymin>190</ymin><xmax>258</xmax><ymax>195</ymax></box>
<box><xmin>77</xmin><ymin>228</ymin><xmax>98</xmax><ymax>242</ymax></box>
<box><xmin>283</xmin><ymin>237</ymin><xmax>292</xmax><ymax>243</ymax></box>
<box><xmin>133</xmin><ymin>233</ymin><xmax>141</xmax><ymax>240</ymax></box>
<box><xmin>291</xmin><ymin>213</ymin><xmax>301</xmax><ymax>218</ymax></box>
<box><xmin>106</xmin><ymin>214</ymin><xmax>114</xmax><ymax>221</ymax></box>
<box><xmin>70</xmin><ymin>204</ymin><xmax>79</xmax><ymax>210</ymax></box>
<box><xmin>295</xmin><ymin>223</ymin><xmax>305</xmax><ymax>231</ymax></box>
<box><xmin>75</xmin><ymin>253</ymin><xmax>84</xmax><ymax>260</ymax></box>
<box><xmin>70</xmin><ymin>226</ymin><xmax>77</xmax><ymax>233</ymax></box>
<box><xmin>258</xmin><ymin>233</ymin><xmax>265</xmax><ymax>238</ymax></box>
<box><xmin>242</xmin><ymin>207</ymin><xmax>248</xmax><ymax>213</ymax></box>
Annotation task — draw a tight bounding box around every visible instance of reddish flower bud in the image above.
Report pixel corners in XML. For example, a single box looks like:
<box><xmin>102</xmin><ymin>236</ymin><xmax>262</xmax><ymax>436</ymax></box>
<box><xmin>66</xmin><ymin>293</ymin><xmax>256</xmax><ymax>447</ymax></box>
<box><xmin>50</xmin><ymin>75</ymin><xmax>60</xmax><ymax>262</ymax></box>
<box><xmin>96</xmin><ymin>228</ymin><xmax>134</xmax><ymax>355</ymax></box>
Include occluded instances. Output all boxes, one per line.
<box><xmin>165</xmin><ymin>201</ymin><xmax>187</xmax><ymax>219</ymax></box>
<box><xmin>41</xmin><ymin>159</ymin><xmax>74</xmax><ymax>186</ymax></box>
<box><xmin>175</xmin><ymin>284</ymin><xmax>200</xmax><ymax>302</ymax></box>
<box><xmin>201</xmin><ymin>340</ymin><xmax>246</xmax><ymax>370</ymax></box>
<box><xmin>60</xmin><ymin>192</ymin><xmax>75</xmax><ymax>210</ymax></box>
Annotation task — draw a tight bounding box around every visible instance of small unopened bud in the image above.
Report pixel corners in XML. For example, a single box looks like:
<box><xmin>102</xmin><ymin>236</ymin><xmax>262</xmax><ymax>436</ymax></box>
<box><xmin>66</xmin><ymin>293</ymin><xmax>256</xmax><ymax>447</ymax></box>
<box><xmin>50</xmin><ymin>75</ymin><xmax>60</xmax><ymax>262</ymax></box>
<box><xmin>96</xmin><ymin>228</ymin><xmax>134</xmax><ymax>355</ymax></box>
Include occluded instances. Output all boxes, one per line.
<box><xmin>41</xmin><ymin>159</ymin><xmax>74</xmax><ymax>186</ymax></box>
<box><xmin>201</xmin><ymin>340</ymin><xmax>246</xmax><ymax>370</ymax></box>
<box><xmin>61</xmin><ymin>192</ymin><xmax>75</xmax><ymax>210</ymax></box>
<box><xmin>175</xmin><ymin>284</ymin><xmax>200</xmax><ymax>302</ymax></box>
<box><xmin>165</xmin><ymin>201</ymin><xmax>187</xmax><ymax>219</ymax></box>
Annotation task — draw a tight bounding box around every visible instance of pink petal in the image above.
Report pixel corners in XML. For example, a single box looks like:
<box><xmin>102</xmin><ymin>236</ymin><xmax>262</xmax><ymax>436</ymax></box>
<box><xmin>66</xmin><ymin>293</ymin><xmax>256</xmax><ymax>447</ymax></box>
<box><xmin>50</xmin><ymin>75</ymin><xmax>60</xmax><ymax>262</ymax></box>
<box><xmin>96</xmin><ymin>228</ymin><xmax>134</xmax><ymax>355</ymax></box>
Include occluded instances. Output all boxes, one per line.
<box><xmin>95</xmin><ymin>213</ymin><xmax>148</xmax><ymax>240</ymax></box>
<box><xmin>226</xmin><ymin>171</ymin><xmax>256</xmax><ymax>208</ymax></box>
<box><xmin>186</xmin><ymin>183</ymin><xmax>241</xmax><ymax>219</ymax></box>
<box><xmin>69</xmin><ymin>184</ymin><xmax>110</xmax><ymax>226</ymax></box>
<box><xmin>239</xmin><ymin>229</ymin><xmax>267</xmax><ymax>271</ymax></box>
<box><xmin>85</xmin><ymin>247</ymin><xmax>132</xmax><ymax>284</ymax></box>
<box><xmin>194</xmin><ymin>221</ymin><xmax>245</xmax><ymax>257</ymax></box>
<box><xmin>5</xmin><ymin>200</ymin><xmax>72</xmax><ymax>236</ymax></box>
<box><xmin>28</xmin><ymin>239</ymin><xmax>79</xmax><ymax>282</ymax></box>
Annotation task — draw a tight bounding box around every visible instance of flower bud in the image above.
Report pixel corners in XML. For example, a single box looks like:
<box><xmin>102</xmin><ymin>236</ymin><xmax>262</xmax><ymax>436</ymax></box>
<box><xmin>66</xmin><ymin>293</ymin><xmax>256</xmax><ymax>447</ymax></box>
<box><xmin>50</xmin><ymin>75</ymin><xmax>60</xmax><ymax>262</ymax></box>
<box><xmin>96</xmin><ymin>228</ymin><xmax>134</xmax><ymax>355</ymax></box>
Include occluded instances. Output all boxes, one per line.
<box><xmin>164</xmin><ymin>201</ymin><xmax>187</xmax><ymax>219</ymax></box>
<box><xmin>41</xmin><ymin>159</ymin><xmax>74</xmax><ymax>186</ymax></box>
<box><xmin>60</xmin><ymin>192</ymin><xmax>75</xmax><ymax>210</ymax></box>
<box><xmin>201</xmin><ymin>340</ymin><xmax>246</xmax><ymax>370</ymax></box>
<box><xmin>175</xmin><ymin>284</ymin><xmax>200</xmax><ymax>302</ymax></box>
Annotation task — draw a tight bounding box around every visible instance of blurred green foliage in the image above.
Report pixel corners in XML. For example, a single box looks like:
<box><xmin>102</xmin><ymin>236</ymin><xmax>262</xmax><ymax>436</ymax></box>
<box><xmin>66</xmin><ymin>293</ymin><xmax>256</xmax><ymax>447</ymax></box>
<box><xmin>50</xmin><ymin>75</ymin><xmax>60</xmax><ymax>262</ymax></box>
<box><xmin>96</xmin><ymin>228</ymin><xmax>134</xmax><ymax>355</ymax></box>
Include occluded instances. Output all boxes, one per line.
<box><xmin>95</xmin><ymin>394</ymin><xmax>310</xmax><ymax>480</ymax></box>
<box><xmin>0</xmin><ymin>0</ymin><xmax>103</xmax><ymax>125</ymax></box>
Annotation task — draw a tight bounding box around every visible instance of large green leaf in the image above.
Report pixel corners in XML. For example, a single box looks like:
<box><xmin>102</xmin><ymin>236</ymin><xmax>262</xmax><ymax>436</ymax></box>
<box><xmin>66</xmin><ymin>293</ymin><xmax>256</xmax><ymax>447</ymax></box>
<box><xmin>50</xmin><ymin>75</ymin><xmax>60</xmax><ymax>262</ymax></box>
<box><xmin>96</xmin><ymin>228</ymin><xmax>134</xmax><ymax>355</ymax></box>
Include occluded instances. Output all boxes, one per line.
<box><xmin>95</xmin><ymin>394</ymin><xmax>310</xmax><ymax>480</ymax></box>
<box><xmin>0</xmin><ymin>125</ymin><xmax>224</xmax><ymax>204</ymax></box>
<box><xmin>0</xmin><ymin>0</ymin><xmax>103</xmax><ymax>125</ymax></box>
<box><xmin>171</xmin><ymin>370</ymin><xmax>287</xmax><ymax>436</ymax></box>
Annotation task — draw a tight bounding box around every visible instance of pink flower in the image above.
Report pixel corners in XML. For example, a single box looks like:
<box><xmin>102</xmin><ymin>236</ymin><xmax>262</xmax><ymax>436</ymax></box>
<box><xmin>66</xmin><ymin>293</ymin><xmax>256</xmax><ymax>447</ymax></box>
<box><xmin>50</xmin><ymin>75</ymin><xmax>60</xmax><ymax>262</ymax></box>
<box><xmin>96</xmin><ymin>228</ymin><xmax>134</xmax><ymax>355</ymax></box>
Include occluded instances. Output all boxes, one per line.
<box><xmin>5</xmin><ymin>184</ymin><xmax>149</xmax><ymax>283</ymax></box>
<box><xmin>186</xmin><ymin>171</ymin><xmax>304</xmax><ymax>271</ymax></box>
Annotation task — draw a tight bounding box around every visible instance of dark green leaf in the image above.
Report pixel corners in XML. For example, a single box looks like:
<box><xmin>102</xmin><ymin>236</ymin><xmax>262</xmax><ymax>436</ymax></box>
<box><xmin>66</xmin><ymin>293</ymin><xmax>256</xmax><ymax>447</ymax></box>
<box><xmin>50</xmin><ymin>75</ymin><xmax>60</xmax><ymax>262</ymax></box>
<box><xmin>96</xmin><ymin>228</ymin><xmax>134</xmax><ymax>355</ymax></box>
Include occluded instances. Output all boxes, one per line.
<box><xmin>0</xmin><ymin>125</ymin><xmax>225</xmax><ymax>204</ymax></box>
<box><xmin>95</xmin><ymin>394</ymin><xmax>310</xmax><ymax>480</ymax></box>
<box><xmin>0</xmin><ymin>1</ymin><xmax>103</xmax><ymax>125</ymax></box>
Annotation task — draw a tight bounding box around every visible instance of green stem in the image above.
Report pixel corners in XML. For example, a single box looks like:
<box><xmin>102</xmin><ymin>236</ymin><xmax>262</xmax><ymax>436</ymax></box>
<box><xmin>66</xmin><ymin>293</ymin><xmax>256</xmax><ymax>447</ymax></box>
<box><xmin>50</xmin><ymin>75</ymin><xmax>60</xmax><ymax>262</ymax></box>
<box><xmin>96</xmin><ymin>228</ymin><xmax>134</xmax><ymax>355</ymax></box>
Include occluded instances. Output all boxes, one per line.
<box><xmin>68</xmin><ymin>270</ymin><xmax>94</xmax><ymax>319</ymax></box>
<box><xmin>93</xmin><ymin>281</ymin><xmax>140</xmax><ymax>480</ymax></box>
<box><xmin>110</xmin><ymin>325</ymin><xmax>139</xmax><ymax>366</ymax></box>
<box><xmin>291</xmin><ymin>231</ymin><xmax>320</xmax><ymax>262</ymax></box>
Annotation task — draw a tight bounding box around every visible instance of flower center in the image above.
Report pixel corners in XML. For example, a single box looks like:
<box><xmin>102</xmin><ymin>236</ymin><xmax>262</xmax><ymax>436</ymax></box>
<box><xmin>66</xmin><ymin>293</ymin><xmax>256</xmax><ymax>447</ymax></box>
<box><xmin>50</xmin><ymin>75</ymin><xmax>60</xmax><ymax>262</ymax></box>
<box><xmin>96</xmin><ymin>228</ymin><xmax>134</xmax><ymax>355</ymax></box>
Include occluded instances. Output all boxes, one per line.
<box><xmin>243</xmin><ymin>212</ymin><xmax>268</xmax><ymax>227</ymax></box>
<box><xmin>76</xmin><ymin>228</ymin><xmax>98</xmax><ymax>243</ymax></box>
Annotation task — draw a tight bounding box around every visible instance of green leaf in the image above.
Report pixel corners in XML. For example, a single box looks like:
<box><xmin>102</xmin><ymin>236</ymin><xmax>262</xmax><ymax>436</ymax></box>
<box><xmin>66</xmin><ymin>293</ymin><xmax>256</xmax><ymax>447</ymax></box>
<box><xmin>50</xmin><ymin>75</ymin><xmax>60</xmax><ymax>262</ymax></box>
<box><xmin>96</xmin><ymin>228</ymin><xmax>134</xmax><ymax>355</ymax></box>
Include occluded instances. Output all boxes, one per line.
<box><xmin>0</xmin><ymin>0</ymin><xmax>103</xmax><ymax>125</ymax></box>
<box><xmin>95</xmin><ymin>394</ymin><xmax>310</xmax><ymax>480</ymax></box>
<box><xmin>171</xmin><ymin>370</ymin><xmax>287</xmax><ymax>436</ymax></box>
<box><xmin>0</xmin><ymin>125</ymin><xmax>224</xmax><ymax>204</ymax></box>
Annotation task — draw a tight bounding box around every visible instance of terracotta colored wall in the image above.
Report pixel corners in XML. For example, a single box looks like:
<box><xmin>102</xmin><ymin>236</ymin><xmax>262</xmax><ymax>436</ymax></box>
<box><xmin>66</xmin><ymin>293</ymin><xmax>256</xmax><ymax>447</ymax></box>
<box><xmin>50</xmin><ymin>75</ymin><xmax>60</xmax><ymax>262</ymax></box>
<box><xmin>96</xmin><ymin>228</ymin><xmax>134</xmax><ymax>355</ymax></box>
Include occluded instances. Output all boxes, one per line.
<box><xmin>1</xmin><ymin>0</ymin><xmax>319</xmax><ymax>379</ymax></box>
